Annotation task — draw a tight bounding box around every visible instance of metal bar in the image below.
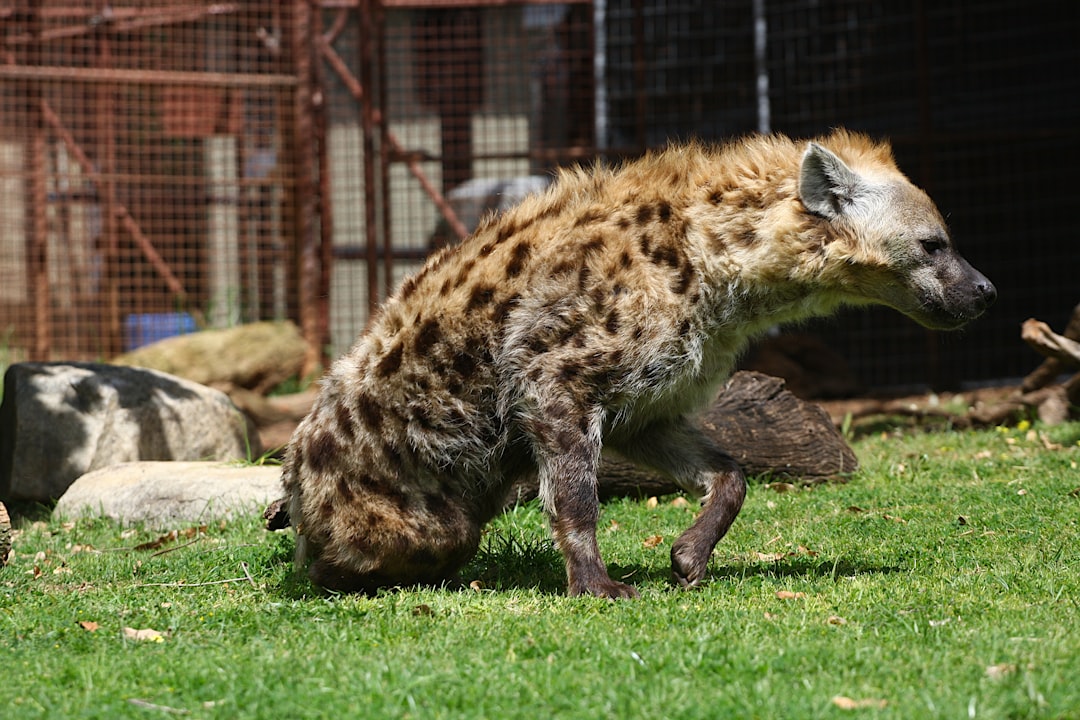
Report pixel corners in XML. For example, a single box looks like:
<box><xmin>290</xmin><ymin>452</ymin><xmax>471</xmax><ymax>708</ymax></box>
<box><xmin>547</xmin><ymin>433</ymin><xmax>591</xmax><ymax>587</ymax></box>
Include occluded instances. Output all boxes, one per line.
<box><xmin>0</xmin><ymin>65</ymin><xmax>298</xmax><ymax>88</ymax></box>
<box><xmin>94</xmin><ymin>15</ymin><xmax>122</xmax><ymax>354</ymax></box>
<box><xmin>41</xmin><ymin>101</ymin><xmax>190</xmax><ymax>303</ymax></box>
<box><xmin>312</xmin><ymin>4</ymin><xmax>334</xmax><ymax>368</ymax></box>
<box><xmin>2</xmin><ymin>4</ymin><xmax>240</xmax><ymax>45</ymax></box>
<box><xmin>317</xmin><ymin>36</ymin><xmax>469</xmax><ymax>240</ymax></box>
<box><xmin>358</xmin><ymin>0</ymin><xmax>381</xmax><ymax>313</ymax></box>
<box><xmin>25</xmin><ymin>0</ymin><xmax>50</xmax><ymax>360</ymax></box>
<box><xmin>288</xmin><ymin>0</ymin><xmax>322</xmax><ymax>376</ymax></box>
<box><xmin>375</xmin><ymin>1</ymin><xmax>393</xmax><ymax>295</ymax></box>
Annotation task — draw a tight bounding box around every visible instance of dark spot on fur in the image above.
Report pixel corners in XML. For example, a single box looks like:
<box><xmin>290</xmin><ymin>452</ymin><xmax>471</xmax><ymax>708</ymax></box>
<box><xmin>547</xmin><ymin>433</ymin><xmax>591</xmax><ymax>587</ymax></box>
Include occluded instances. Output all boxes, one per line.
<box><xmin>632</xmin><ymin>325</ymin><xmax>644</xmax><ymax>341</ymax></box>
<box><xmin>537</xmin><ymin>195</ymin><xmax>567</xmax><ymax>221</ymax></box>
<box><xmin>678</xmin><ymin>319</ymin><xmax>691</xmax><ymax>336</ymax></box>
<box><xmin>506</xmin><ymin>241</ymin><xmax>532</xmax><ymax>278</ymax></box>
<box><xmin>672</xmin><ymin>265</ymin><xmax>694</xmax><ymax>294</ymax></box>
<box><xmin>410</xmin><ymin>403</ymin><xmax>437</xmax><ymax>431</ymax></box>
<box><xmin>616</xmin><ymin>216</ymin><xmax>632</xmax><ymax>230</ymax></box>
<box><xmin>376</xmin><ymin>342</ymin><xmax>404</xmax><ymax>377</ymax></box>
<box><xmin>452</xmin><ymin>349</ymin><xmax>477</xmax><ymax>378</ymax></box>
<box><xmin>336</xmin><ymin>475</ymin><xmax>355</xmax><ymax>502</ymax></box>
<box><xmin>528</xmin><ymin>367</ymin><xmax>543</xmax><ymax>382</ymax></box>
<box><xmin>496</xmin><ymin>219</ymin><xmax>519</xmax><ymax>244</ymax></box>
<box><xmin>399</xmin><ymin>275</ymin><xmax>418</xmax><ymax>301</ymax></box>
<box><xmin>638</xmin><ymin>232</ymin><xmax>652</xmax><ymax>257</ymax></box>
<box><xmin>353</xmin><ymin>393</ymin><xmax>382</xmax><ymax>431</ymax></box>
<box><xmin>709</xmin><ymin>189</ymin><xmax>724</xmax><ymax>205</ymax></box>
<box><xmin>466</xmin><ymin>284</ymin><xmax>496</xmax><ymax>312</ymax></box>
<box><xmin>551</xmin><ymin>259</ymin><xmax>577</xmax><ymax>276</ymax></box>
<box><xmin>493</xmin><ymin>293</ymin><xmax>519</xmax><ymax>325</ymax></box>
<box><xmin>479</xmin><ymin>241</ymin><xmax>497</xmax><ymax>257</ymax></box>
<box><xmin>650</xmin><ymin>243</ymin><xmax>681</xmax><ymax>268</ymax></box>
<box><xmin>619</xmin><ymin>250</ymin><xmax>633</xmax><ymax>269</ymax></box>
<box><xmin>657</xmin><ymin>201</ymin><xmax>672</xmax><ymax>222</ymax></box>
<box><xmin>527</xmin><ymin>336</ymin><xmax>549</xmax><ymax>355</ymax></box>
<box><xmin>439</xmin><ymin>278</ymin><xmax>453</xmax><ymax>296</ymax></box>
<box><xmin>413</xmin><ymin>319</ymin><xmax>442</xmax><ymax>355</ymax></box>
<box><xmin>574</xmin><ymin>208</ymin><xmax>603</xmax><ymax>227</ymax></box>
<box><xmin>605</xmin><ymin>308</ymin><xmax>620</xmax><ymax>334</ymax></box>
<box><xmin>558</xmin><ymin>362</ymin><xmax>582</xmax><ymax>383</ymax></box>
<box><xmin>453</xmin><ymin>259</ymin><xmax>477</xmax><ymax>288</ymax></box>
<box><xmin>581</xmin><ymin>235</ymin><xmax>605</xmax><ymax>255</ymax></box>
<box><xmin>382</xmin><ymin>443</ymin><xmax>405</xmax><ymax>473</ymax></box>
<box><xmin>577</xmin><ymin>264</ymin><xmax>591</xmax><ymax>292</ymax></box>
<box><xmin>336</xmin><ymin>403</ymin><xmax>356</xmax><ymax>441</ymax></box>
<box><xmin>635</xmin><ymin>205</ymin><xmax>653</xmax><ymax>224</ymax></box>
<box><xmin>305</xmin><ymin>431</ymin><xmax>341</xmax><ymax>474</ymax></box>
<box><xmin>736</xmin><ymin>226</ymin><xmax>757</xmax><ymax>246</ymax></box>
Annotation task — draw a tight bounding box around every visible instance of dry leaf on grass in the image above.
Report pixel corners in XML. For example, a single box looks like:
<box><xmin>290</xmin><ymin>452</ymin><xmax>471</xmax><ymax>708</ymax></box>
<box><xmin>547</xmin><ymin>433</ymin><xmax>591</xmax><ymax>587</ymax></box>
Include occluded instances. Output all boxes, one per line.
<box><xmin>985</xmin><ymin>663</ymin><xmax>1017</xmax><ymax>681</ymax></box>
<box><xmin>78</xmin><ymin>620</ymin><xmax>99</xmax><ymax>632</ymax></box>
<box><xmin>775</xmin><ymin>590</ymin><xmax>806</xmax><ymax>600</ymax></box>
<box><xmin>832</xmin><ymin>696</ymin><xmax>887</xmax><ymax>710</ymax></box>
<box><xmin>123</xmin><ymin>627</ymin><xmax>165</xmax><ymax>642</ymax></box>
<box><xmin>645</xmin><ymin>496</ymin><xmax>659</xmax><ymax>509</ymax></box>
<box><xmin>827</xmin><ymin>615</ymin><xmax>847</xmax><ymax>626</ymax></box>
<box><xmin>642</xmin><ymin>535</ymin><xmax>664</xmax><ymax>548</ymax></box>
<box><xmin>134</xmin><ymin>526</ymin><xmax>207</xmax><ymax>552</ymax></box>
<box><xmin>765</xmin><ymin>482</ymin><xmax>797</xmax><ymax>494</ymax></box>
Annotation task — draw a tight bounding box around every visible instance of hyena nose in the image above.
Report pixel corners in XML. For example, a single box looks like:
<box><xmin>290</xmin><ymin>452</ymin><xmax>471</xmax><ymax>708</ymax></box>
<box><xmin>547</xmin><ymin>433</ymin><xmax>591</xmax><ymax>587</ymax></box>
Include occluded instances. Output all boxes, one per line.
<box><xmin>974</xmin><ymin>276</ymin><xmax>997</xmax><ymax>310</ymax></box>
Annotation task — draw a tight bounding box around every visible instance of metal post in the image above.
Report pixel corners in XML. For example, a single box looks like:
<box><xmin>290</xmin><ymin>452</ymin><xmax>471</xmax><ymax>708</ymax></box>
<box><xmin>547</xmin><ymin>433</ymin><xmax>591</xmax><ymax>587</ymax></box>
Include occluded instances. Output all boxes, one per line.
<box><xmin>358</xmin><ymin>0</ymin><xmax>381</xmax><ymax>313</ymax></box>
<box><xmin>288</xmin><ymin>0</ymin><xmax>321</xmax><ymax>375</ymax></box>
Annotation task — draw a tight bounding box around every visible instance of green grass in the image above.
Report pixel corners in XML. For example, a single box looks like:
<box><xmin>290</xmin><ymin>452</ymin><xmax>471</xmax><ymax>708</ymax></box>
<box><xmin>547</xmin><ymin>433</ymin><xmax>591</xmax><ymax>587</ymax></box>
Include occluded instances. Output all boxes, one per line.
<box><xmin>3</xmin><ymin>421</ymin><xmax>1080</xmax><ymax>719</ymax></box>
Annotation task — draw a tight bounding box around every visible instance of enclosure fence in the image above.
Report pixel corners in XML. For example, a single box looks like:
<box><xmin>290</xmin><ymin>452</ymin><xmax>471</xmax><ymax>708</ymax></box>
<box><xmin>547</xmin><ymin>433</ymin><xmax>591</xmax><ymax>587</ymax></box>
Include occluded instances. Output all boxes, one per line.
<box><xmin>1</xmin><ymin>1</ymin><xmax>1075</xmax><ymax>391</ymax></box>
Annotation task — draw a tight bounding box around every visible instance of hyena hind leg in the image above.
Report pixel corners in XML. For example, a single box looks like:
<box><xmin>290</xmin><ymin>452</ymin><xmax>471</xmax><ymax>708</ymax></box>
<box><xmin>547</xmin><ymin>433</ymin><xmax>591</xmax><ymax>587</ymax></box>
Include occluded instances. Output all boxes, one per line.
<box><xmin>610</xmin><ymin>417</ymin><xmax>747</xmax><ymax>588</ymax></box>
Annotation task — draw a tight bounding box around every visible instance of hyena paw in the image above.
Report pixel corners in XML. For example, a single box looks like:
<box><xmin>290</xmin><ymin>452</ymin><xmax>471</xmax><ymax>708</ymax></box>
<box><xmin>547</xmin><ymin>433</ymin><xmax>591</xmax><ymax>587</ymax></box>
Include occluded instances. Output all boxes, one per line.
<box><xmin>671</xmin><ymin>537</ymin><xmax>712</xmax><ymax>589</ymax></box>
<box><xmin>569</xmin><ymin>576</ymin><xmax>640</xmax><ymax>600</ymax></box>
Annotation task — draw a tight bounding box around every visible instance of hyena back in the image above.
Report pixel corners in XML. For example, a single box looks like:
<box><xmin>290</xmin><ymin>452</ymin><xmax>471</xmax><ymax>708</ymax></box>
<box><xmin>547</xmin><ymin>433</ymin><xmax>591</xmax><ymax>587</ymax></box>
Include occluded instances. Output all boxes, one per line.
<box><xmin>282</xmin><ymin>129</ymin><xmax>995</xmax><ymax>598</ymax></box>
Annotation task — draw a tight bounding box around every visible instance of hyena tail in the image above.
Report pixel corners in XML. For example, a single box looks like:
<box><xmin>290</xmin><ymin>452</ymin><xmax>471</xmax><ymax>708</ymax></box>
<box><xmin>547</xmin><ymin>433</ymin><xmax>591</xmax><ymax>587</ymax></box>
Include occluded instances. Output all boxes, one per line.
<box><xmin>279</xmin><ymin>454</ymin><xmax>311</xmax><ymax>573</ymax></box>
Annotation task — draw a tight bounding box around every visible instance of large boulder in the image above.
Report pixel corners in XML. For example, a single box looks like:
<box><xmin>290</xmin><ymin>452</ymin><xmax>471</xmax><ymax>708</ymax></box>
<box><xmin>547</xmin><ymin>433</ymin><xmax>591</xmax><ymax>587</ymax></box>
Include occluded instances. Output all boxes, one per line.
<box><xmin>111</xmin><ymin>320</ymin><xmax>311</xmax><ymax>394</ymax></box>
<box><xmin>0</xmin><ymin>363</ymin><xmax>257</xmax><ymax>503</ymax></box>
<box><xmin>54</xmin><ymin>461</ymin><xmax>282</xmax><ymax>528</ymax></box>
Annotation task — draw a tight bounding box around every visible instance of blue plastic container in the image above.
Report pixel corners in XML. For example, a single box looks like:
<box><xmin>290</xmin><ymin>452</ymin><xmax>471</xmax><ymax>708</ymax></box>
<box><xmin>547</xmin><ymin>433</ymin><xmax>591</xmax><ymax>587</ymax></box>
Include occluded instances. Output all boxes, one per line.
<box><xmin>123</xmin><ymin>313</ymin><xmax>197</xmax><ymax>350</ymax></box>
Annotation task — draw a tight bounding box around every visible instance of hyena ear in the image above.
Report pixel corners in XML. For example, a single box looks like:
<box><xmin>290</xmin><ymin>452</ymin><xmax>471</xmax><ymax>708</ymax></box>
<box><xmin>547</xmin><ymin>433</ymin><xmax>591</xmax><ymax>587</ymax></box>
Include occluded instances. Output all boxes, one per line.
<box><xmin>799</xmin><ymin>142</ymin><xmax>866</xmax><ymax>219</ymax></box>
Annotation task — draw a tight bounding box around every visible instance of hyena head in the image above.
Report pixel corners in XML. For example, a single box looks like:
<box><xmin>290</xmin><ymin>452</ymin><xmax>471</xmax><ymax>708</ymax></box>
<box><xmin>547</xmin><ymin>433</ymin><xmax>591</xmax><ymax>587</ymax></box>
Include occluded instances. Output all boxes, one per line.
<box><xmin>799</xmin><ymin>140</ymin><xmax>996</xmax><ymax>330</ymax></box>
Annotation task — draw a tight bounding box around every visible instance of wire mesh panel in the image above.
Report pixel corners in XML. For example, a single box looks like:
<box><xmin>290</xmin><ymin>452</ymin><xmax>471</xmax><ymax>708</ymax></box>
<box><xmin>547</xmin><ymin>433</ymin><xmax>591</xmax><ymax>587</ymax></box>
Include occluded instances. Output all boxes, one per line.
<box><xmin>324</xmin><ymin>1</ymin><xmax>597</xmax><ymax>356</ymax></box>
<box><xmin>0</xmin><ymin>1</ymin><xmax>313</xmax><ymax>361</ymax></box>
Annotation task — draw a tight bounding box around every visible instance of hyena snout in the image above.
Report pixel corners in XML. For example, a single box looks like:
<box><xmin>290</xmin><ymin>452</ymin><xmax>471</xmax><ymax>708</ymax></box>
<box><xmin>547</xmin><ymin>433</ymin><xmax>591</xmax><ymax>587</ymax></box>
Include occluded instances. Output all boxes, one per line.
<box><xmin>949</xmin><ymin>260</ymin><xmax>996</xmax><ymax>317</ymax></box>
<box><xmin>929</xmin><ymin>254</ymin><xmax>996</xmax><ymax>329</ymax></box>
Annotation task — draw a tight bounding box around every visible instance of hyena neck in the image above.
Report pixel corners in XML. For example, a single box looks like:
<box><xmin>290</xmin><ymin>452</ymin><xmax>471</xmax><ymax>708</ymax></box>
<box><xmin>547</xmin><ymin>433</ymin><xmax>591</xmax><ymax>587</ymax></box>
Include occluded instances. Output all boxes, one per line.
<box><xmin>689</xmin><ymin>175</ymin><xmax>849</xmax><ymax>334</ymax></box>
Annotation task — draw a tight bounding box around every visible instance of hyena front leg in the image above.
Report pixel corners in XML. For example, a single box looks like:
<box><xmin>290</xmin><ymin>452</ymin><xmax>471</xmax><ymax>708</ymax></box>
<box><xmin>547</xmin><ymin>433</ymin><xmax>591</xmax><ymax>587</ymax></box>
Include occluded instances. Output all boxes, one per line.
<box><xmin>612</xmin><ymin>417</ymin><xmax>747</xmax><ymax>588</ymax></box>
<box><xmin>529</xmin><ymin>401</ymin><xmax>640</xmax><ymax>599</ymax></box>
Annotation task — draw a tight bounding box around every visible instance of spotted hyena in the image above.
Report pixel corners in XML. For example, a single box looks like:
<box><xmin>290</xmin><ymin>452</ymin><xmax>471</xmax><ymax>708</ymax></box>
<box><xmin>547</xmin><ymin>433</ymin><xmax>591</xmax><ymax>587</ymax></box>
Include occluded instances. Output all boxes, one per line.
<box><xmin>281</xmin><ymin>130</ymin><xmax>995</xmax><ymax>598</ymax></box>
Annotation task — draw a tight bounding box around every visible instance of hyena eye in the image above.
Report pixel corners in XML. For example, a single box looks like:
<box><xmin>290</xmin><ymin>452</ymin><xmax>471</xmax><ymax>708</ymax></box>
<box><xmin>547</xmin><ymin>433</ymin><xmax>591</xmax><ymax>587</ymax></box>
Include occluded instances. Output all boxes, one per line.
<box><xmin>920</xmin><ymin>237</ymin><xmax>947</xmax><ymax>256</ymax></box>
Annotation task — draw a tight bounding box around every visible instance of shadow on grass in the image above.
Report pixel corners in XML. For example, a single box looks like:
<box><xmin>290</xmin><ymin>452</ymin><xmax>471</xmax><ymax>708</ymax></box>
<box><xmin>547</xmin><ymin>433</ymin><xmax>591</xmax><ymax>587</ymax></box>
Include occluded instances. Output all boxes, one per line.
<box><xmin>267</xmin><ymin>530</ymin><xmax>903</xmax><ymax>600</ymax></box>
<box><xmin>710</xmin><ymin>555</ymin><xmax>904</xmax><ymax>583</ymax></box>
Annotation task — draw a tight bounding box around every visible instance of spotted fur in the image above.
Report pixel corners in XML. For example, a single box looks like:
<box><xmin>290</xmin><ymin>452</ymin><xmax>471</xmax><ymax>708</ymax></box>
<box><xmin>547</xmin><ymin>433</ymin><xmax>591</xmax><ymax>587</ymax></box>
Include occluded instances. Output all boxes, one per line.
<box><xmin>281</xmin><ymin>129</ymin><xmax>994</xmax><ymax>598</ymax></box>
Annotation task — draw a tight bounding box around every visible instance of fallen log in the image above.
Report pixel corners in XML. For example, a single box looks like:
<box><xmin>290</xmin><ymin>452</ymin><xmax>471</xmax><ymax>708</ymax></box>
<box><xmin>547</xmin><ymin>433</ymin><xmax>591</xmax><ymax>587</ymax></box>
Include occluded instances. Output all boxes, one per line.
<box><xmin>0</xmin><ymin>502</ymin><xmax>10</xmax><ymax>567</ymax></box>
<box><xmin>1022</xmin><ymin>302</ymin><xmax>1080</xmax><ymax>392</ymax></box>
<box><xmin>265</xmin><ymin>371</ymin><xmax>857</xmax><ymax>528</ymax></box>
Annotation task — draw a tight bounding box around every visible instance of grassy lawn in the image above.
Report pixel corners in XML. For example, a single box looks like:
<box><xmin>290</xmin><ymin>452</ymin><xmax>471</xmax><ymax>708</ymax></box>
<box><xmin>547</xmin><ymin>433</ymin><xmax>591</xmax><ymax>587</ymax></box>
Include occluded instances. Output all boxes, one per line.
<box><xmin>3</xmin><ymin>420</ymin><xmax>1079</xmax><ymax>719</ymax></box>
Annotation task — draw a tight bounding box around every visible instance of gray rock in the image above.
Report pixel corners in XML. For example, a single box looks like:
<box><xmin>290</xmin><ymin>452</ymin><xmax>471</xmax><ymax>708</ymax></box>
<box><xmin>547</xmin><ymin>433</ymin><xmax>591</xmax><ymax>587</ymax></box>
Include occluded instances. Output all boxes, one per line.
<box><xmin>53</xmin><ymin>461</ymin><xmax>283</xmax><ymax>528</ymax></box>
<box><xmin>0</xmin><ymin>363</ymin><xmax>258</xmax><ymax>502</ymax></box>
